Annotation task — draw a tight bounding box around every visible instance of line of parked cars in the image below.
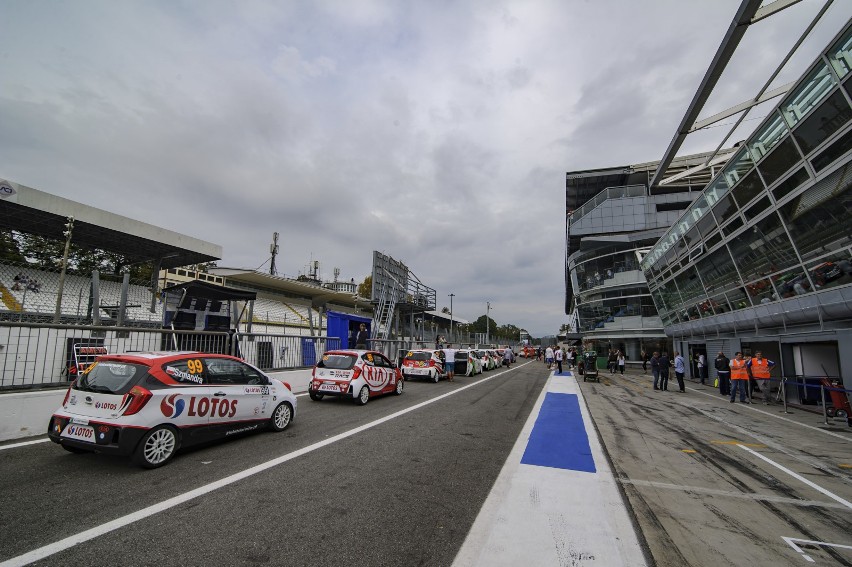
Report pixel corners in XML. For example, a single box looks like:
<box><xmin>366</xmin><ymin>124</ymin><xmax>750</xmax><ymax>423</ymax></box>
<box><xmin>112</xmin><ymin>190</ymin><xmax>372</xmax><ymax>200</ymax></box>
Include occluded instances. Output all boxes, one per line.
<box><xmin>47</xmin><ymin>345</ymin><xmax>517</xmax><ymax>469</ymax></box>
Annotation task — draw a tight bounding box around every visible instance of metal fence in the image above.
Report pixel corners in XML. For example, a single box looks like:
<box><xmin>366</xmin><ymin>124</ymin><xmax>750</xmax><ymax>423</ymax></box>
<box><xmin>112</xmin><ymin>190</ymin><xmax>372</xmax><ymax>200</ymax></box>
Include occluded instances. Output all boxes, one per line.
<box><xmin>0</xmin><ymin>321</ymin><xmax>341</xmax><ymax>391</ymax></box>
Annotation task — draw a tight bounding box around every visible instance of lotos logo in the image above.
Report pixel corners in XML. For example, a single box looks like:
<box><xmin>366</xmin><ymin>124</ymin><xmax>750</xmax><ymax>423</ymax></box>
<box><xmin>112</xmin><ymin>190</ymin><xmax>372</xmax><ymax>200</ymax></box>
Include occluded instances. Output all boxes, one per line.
<box><xmin>160</xmin><ymin>394</ymin><xmax>185</xmax><ymax>418</ymax></box>
<box><xmin>94</xmin><ymin>401</ymin><xmax>119</xmax><ymax>411</ymax></box>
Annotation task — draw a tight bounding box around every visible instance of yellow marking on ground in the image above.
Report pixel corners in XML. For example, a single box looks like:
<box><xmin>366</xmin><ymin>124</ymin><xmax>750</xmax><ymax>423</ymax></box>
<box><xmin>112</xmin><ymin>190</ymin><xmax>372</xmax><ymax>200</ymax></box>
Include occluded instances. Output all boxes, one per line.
<box><xmin>840</xmin><ymin>464</ymin><xmax>852</xmax><ymax>469</ymax></box>
<box><xmin>681</xmin><ymin>449</ymin><xmax>697</xmax><ymax>453</ymax></box>
<box><xmin>711</xmin><ymin>440</ymin><xmax>766</xmax><ymax>448</ymax></box>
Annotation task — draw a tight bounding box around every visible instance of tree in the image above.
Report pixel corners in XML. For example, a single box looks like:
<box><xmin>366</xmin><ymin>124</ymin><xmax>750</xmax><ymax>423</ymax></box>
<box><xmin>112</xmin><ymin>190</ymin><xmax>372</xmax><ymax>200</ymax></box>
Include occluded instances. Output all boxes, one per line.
<box><xmin>471</xmin><ymin>314</ymin><xmax>497</xmax><ymax>335</ymax></box>
<box><xmin>0</xmin><ymin>231</ymin><xmax>25</xmax><ymax>263</ymax></box>
<box><xmin>357</xmin><ymin>275</ymin><xmax>372</xmax><ymax>299</ymax></box>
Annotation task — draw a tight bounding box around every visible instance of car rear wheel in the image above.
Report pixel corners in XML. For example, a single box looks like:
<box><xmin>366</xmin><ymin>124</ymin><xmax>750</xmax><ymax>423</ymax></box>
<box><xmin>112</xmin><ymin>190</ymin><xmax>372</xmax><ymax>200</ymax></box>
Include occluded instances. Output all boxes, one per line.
<box><xmin>309</xmin><ymin>390</ymin><xmax>324</xmax><ymax>401</ymax></box>
<box><xmin>269</xmin><ymin>402</ymin><xmax>293</xmax><ymax>431</ymax></box>
<box><xmin>394</xmin><ymin>379</ymin><xmax>404</xmax><ymax>395</ymax></box>
<box><xmin>133</xmin><ymin>426</ymin><xmax>178</xmax><ymax>469</ymax></box>
<box><xmin>356</xmin><ymin>385</ymin><xmax>370</xmax><ymax>405</ymax></box>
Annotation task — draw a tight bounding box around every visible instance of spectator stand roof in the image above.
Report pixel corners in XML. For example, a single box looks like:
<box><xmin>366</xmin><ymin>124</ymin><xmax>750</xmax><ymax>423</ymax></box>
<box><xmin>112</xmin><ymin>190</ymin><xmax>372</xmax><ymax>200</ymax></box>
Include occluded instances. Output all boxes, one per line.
<box><xmin>0</xmin><ymin>178</ymin><xmax>221</xmax><ymax>269</ymax></box>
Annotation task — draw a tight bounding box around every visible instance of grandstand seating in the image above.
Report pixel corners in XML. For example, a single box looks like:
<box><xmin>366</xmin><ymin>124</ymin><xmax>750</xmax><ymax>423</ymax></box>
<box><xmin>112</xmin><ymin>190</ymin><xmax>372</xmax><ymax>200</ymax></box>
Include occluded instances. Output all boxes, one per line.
<box><xmin>0</xmin><ymin>263</ymin><xmax>163</xmax><ymax>324</ymax></box>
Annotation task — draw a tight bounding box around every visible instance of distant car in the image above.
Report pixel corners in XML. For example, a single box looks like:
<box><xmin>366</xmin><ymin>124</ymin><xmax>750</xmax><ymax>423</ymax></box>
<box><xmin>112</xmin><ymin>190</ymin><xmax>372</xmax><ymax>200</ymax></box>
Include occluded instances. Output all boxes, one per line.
<box><xmin>476</xmin><ymin>349</ymin><xmax>496</xmax><ymax>371</ymax></box>
<box><xmin>455</xmin><ymin>349</ymin><xmax>483</xmax><ymax>376</ymax></box>
<box><xmin>401</xmin><ymin>349</ymin><xmax>446</xmax><ymax>383</ymax></box>
<box><xmin>309</xmin><ymin>350</ymin><xmax>404</xmax><ymax>405</ymax></box>
<box><xmin>47</xmin><ymin>351</ymin><xmax>297</xmax><ymax>469</ymax></box>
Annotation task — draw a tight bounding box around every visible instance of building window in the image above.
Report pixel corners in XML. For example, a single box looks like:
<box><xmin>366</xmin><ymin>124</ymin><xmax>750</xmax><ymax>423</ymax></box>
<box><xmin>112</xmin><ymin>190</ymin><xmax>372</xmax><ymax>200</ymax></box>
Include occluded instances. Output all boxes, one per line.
<box><xmin>827</xmin><ymin>27</ymin><xmax>852</xmax><ymax>79</ymax></box>
<box><xmin>712</xmin><ymin>193</ymin><xmax>739</xmax><ymax>225</ymax></box>
<box><xmin>731</xmin><ymin>169</ymin><xmax>766</xmax><ymax>208</ymax></box>
<box><xmin>757</xmin><ymin>136</ymin><xmax>802</xmax><ymax>187</ymax></box>
<box><xmin>772</xmin><ymin>167</ymin><xmax>811</xmax><ymax>201</ymax></box>
<box><xmin>792</xmin><ymin>90</ymin><xmax>852</xmax><ymax>155</ymax></box>
<box><xmin>781</xmin><ymin>61</ymin><xmax>836</xmax><ymax>128</ymax></box>
<box><xmin>749</xmin><ymin>113</ymin><xmax>789</xmax><ymax>162</ymax></box>
<box><xmin>727</xmin><ymin>212</ymin><xmax>798</xmax><ymax>283</ymax></box>
<box><xmin>811</xmin><ymin>128</ymin><xmax>852</xmax><ymax>173</ymax></box>
<box><xmin>778</xmin><ymin>164</ymin><xmax>852</xmax><ymax>263</ymax></box>
<box><xmin>743</xmin><ymin>195</ymin><xmax>772</xmax><ymax>222</ymax></box>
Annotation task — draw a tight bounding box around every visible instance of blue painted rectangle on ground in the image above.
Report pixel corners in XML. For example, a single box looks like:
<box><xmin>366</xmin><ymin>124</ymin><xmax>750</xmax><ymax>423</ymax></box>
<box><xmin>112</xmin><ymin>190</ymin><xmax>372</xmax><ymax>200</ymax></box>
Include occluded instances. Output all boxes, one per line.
<box><xmin>521</xmin><ymin>393</ymin><xmax>596</xmax><ymax>473</ymax></box>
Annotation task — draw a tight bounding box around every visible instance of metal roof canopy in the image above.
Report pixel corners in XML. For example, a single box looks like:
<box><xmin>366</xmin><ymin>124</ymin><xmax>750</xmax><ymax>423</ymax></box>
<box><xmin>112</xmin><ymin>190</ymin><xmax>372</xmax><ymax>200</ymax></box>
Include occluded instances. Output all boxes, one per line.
<box><xmin>649</xmin><ymin>0</ymin><xmax>771</xmax><ymax>190</ymax></box>
<box><xmin>0</xmin><ymin>179</ymin><xmax>221</xmax><ymax>269</ymax></box>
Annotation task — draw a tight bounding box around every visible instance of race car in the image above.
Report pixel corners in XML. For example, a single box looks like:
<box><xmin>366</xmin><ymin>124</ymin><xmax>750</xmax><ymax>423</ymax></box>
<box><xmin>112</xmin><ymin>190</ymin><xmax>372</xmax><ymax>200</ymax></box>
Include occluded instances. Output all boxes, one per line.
<box><xmin>476</xmin><ymin>349</ymin><xmax>497</xmax><ymax>371</ymax></box>
<box><xmin>48</xmin><ymin>351</ymin><xmax>297</xmax><ymax>469</ymax></box>
<box><xmin>401</xmin><ymin>349</ymin><xmax>447</xmax><ymax>382</ymax></box>
<box><xmin>309</xmin><ymin>349</ymin><xmax>404</xmax><ymax>405</ymax></box>
<box><xmin>455</xmin><ymin>349</ymin><xmax>483</xmax><ymax>376</ymax></box>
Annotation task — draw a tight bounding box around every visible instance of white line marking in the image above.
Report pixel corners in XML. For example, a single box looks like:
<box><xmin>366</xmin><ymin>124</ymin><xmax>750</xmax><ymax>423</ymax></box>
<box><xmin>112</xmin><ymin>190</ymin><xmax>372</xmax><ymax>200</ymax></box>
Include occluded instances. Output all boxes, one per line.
<box><xmin>736</xmin><ymin>444</ymin><xmax>852</xmax><ymax>510</ymax></box>
<box><xmin>0</xmin><ymin>362</ymin><xmax>531</xmax><ymax>567</ymax></box>
<box><xmin>0</xmin><ymin>438</ymin><xmax>50</xmax><ymax>451</ymax></box>
<box><xmin>626</xmin><ymin>375</ymin><xmax>851</xmax><ymax>441</ymax></box>
<box><xmin>619</xmin><ymin>479</ymin><xmax>848</xmax><ymax>510</ymax></box>
<box><xmin>782</xmin><ymin>536</ymin><xmax>852</xmax><ymax>563</ymax></box>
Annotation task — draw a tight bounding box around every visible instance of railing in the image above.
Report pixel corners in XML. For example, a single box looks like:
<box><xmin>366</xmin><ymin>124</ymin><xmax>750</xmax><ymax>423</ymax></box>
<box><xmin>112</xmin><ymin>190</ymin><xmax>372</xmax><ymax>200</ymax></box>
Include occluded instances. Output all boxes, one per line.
<box><xmin>733</xmin><ymin>374</ymin><xmax>851</xmax><ymax>424</ymax></box>
<box><xmin>569</xmin><ymin>184</ymin><xmax>646</xmax><ymax>226</ymax></box>
<box><xmin>0</xmin><ymin>321</ymin><xmax>341</xmax><ymax>390</ymax></box>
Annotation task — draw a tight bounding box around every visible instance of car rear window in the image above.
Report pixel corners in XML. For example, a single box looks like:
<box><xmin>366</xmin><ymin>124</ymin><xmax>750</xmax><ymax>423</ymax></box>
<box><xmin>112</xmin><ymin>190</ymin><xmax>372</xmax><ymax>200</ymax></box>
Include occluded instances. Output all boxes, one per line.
<box><xmin>75</xmin><ymin>361</ymin><xmax>147</xmax><ymax>395</ymax></box>
<box><xmin>318</xmin><ymin>353</ymin><xmax>357</xmax><ymax>370</ymax></box>
<box><xmin>455</xmin><ymin>351</ymin><xmax>468</xmax><ymax>361</ymax></box>
<box><xmin>406</xmin><ymin>352</ymin><xmax>432</xmax><ymax>362</ymax></box>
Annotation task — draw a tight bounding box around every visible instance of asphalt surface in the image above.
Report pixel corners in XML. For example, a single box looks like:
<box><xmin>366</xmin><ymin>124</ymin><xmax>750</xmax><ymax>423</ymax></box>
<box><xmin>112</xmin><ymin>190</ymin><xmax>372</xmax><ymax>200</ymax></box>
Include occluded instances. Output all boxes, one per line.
<box><xmin>2</xmin><ymin>359</ymin><xmax>850</xmax><ymax>566</ymax></box>
<box><xmin>579</xmin><ymin>365</ymin><xmax>852</xmax><ymax>566</ymax></box>
<box><xmin>0</xmin><ymin>361</ymin><xmax>546</xmax><ymax>567</ymax></box>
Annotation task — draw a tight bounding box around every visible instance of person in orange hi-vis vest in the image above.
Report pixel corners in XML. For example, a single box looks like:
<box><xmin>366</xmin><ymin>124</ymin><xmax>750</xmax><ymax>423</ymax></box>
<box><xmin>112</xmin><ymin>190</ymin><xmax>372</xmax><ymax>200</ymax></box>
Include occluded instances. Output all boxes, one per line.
<box><xmin>729</xmin><ymin>352</ymin><xmax>749</xmax><ymax>404</ymax></box>
<box><xmin>748</xmin><ymin>351</ymin><xmax>776</xmax><ymax>404</ymax></box>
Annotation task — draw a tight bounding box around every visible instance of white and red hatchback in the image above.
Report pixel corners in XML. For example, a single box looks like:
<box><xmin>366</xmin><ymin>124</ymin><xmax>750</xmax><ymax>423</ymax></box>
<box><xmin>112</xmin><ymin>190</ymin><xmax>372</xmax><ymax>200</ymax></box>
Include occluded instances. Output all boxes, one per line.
<box><xmin>401</xmin><ymin>349</ymin><xmax>447</xmax><ymax>382</ymax></box>
<box><xmin>309</xmin><ymin>350</ymin><xmax>404</xmax><ymax>404</ymax></box>
<box><xmin>48</xmin><ymin>351</ymin><xmax>297</xmax><ymax>468</ymax></box>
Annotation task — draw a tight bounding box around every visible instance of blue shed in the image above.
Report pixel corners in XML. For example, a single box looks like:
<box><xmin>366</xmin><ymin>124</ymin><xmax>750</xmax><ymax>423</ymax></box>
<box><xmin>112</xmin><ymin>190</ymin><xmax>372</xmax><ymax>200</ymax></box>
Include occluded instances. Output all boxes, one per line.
<box><xmin>326</xmin><ymin>310</ymin><xmax>373</xmax><ymax>349</ymax></box>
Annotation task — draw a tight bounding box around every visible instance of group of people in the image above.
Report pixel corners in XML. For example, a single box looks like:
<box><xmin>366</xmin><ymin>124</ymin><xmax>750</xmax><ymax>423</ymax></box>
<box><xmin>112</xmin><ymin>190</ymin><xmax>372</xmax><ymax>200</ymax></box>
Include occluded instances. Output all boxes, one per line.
<box><xmin>11</xmin><ymin>272</ymin><xmax>41</xmax><ymax>293</ymax></box>
<box><xmin>606</xmin><ymin>350</ymin><xmax>626</xmax><ymax>375</ymax></box>
<box><xmin>645</xmin><ymin>349</ymin><xmax>776</xmax><ymax>402</ymax></box>
<box><xmin>647</xmin><ymin>351</ymin><xmax>688</xmax><ymax>393</ymax></box>
<box><xmin>714</xmin><ymin>350</ymin><xmax>777</xmax><ymax>404</ymax></box>
<box><xmin>542</xmin><ymin>345</ymin><xmax>577</xmax><ymax>374</ymax></box>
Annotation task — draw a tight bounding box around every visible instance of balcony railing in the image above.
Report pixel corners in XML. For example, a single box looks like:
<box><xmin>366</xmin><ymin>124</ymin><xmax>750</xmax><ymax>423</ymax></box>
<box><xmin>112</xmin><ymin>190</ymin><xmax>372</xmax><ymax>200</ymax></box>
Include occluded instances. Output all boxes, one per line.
<box><xmin>568</xmin><ymin>184</ymin><xmax>647</xmax><ymax>226</ymax></box>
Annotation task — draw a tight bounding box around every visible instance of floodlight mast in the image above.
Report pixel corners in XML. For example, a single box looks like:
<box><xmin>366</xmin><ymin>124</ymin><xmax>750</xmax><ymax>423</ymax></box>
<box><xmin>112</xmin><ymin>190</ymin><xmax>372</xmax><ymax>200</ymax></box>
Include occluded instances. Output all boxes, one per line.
<box><xmin>54</xmin><ymin>216</ymin><xmax>74</xmax><ymax>323</ymax></box>
<box><xmin>448</xmin><ymin>293</ymin><xmax>455</xmax><ymax>341</ymax></box>
<box><xmin>486</xmin><ymin>301</ymin><xmax>491</xmax><ymax>344</ymax></box>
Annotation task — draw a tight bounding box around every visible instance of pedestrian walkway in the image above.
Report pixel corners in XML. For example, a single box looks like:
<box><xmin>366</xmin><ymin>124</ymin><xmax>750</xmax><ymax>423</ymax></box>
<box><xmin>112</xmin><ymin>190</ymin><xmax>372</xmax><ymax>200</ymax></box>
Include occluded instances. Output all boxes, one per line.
<box><xmin>453</xmin><ymin>369</ymin><xmax>647</xmax><ymax>567</ymax></box>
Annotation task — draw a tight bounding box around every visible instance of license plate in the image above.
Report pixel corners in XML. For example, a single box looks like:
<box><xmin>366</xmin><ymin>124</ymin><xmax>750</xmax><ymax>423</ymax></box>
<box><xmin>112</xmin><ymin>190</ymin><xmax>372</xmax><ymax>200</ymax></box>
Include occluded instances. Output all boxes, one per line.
<box><xmin>410</xmin><ymin>368</ymin><xmax>428</xmax><ymax>375</ymax></box>
<box><xmin>319</xmin><ymin>384</ymin><xmax>339</xmax><ymax>392</ymax></box>
<box><xmin>61</xmin><ymin>424</ymin><xmax>95</xmax><ymax>443</ymax></box>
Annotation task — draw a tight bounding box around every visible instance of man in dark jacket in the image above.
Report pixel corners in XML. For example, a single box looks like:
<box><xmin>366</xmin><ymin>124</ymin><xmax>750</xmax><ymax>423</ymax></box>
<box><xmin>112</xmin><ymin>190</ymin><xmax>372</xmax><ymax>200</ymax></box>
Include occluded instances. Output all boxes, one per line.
<box><xmin>659</xmin><ymin>352</ymin><xmax>671</xmax><ymax>391</ymax></box>
<box><xmin>715</xmin><ymin>352</ymin><xmax>731</xmax><ymax>396</ymax></box>
<box><xmin>651</xmin><ymin>352</ymin><xmax>661</xmax><ymax>390</ymax></box>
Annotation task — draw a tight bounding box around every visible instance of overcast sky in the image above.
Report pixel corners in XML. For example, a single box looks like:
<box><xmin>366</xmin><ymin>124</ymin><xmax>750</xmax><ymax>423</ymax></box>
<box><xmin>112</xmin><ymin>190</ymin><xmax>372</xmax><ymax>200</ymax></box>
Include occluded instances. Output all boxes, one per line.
<box><xmin>1</xmin><ymin>1</ymin><xmax>849</xmax><ymax>336</ymax></box>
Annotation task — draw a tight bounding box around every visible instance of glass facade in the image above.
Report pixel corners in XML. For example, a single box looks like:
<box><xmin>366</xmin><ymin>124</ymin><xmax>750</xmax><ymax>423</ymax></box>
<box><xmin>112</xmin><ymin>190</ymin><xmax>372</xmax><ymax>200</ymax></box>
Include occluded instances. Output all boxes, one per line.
<box><xmin>642</xmin><ymin>22</ymin><xmax>852</xmax><ymax>328</ymax></box>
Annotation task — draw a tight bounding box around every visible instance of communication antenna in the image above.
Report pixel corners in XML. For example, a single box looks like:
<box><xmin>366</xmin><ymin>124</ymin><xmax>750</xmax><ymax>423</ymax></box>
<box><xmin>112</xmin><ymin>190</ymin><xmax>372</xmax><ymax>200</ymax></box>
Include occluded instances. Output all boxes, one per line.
<box><xmin>269</xmin><ymin>232</ymin><xmax>279</xmax><ymax>276</ymax></box>
<box><xmin>333</xmin><ymin>267</ymin><xmax>340</xmax><ymax>282</ymax></box>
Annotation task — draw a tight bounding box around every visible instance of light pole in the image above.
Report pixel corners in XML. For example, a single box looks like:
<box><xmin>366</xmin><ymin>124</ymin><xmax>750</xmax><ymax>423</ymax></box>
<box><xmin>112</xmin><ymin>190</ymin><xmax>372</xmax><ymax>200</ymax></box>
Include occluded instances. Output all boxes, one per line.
<box><xmin>448</xmin><ymin>293</ymin><xmax>455</xmax><ymax>341</ymax></box>
<box><xmin>54</xmin><ymin>216</ymin><xmax>74</xmax><ymax>323</ymax></box>
<box><xmin>486</xmin><ymin>301</ymin><xmax>491</xmax><ymax>345</ymax></box>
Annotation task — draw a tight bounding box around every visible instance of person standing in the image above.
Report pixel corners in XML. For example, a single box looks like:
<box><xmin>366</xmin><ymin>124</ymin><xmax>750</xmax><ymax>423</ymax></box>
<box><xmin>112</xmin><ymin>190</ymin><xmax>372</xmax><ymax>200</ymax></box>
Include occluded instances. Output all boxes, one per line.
<box><xmin>608</xmin><ymin>350</ymin><xmax>618</xmax><ymax>374</ymax></box>
<box><xmin>641</xmin><ymin>350</ymin><xmax>649</xmax><ymax>374</ymax></box>
<box><xmin>444</xmin><ymin>343</ymin><xmax>456</xmax><ymax>382</ymax></box>
<box><xmin>729</xmin><ymin>351</ymin><xmax>749</xmax><ymax>403</ymax></box>
<box><xmin>697</xmin><ymin>353</ymin><xmax>707</xmax><ymax>385</ymax></box>
<box><xmin>545</xmin><ymin>345</ymin><xmax>554</xmax><ymax>369</ymax></box>
<box><xmin>617</xmin><ymin>351</ymin><xmax>625</xmax><ymax>375</ymax></box>
<box><xmin>651</xmin><ymin>352</ymin><xmax>661</xmax><ymax>390</ymax></box>
<box><xmin>674</xmin><ymin>351</ymin><xmax>686</xmax><ymax>393</ymax></box>
<box><xmin>503</xmin><ymin>345</ymin><xmax>514</xmax><ymax>367</ymax></box>
<box><xmin>355</xmin><ymin>323</ymin><xmax>369</xmax><ymax>349</ymax></box>
<box><xmin>715</xmin><ymin>351</ymin><xmax>731</xmax><ymax>396</ymax></box>
<box><xmin>554</xmin><ymin>346</ymin><xmax>564</xmax><ymax>374</ymax></box>
<box><xmin>747</xmin><ymin>351</ymin><xmax>777</xmax><ymax>404</ymax></box>
<box><xmin>659</xmin><ymin>352</ymin><xmax>671</xmax><ymax>391</ymax></box>
<box><xmin>567</xmin><ymin>348</ymin><xmax>575</xmax><ymax>370</ymax></box>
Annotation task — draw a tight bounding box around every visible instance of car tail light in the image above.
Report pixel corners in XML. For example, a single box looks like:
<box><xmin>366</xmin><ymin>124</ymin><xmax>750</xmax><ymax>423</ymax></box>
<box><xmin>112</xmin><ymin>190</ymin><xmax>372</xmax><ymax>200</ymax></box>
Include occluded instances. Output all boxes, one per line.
<box><xmin>352</xmin><ymin>366</ymin><xmax>362</xmax><ymax>380</ymax></box>
<box><xmin>282</xmin><ymin>382</ymin><xmax>292</xmax><ymax>391</ymax></box>
<box><xmin>428</xmin><ymin>359</ymin><xmax>435</xmax><ymax>367</ymax></box>
<box><xmin>122</xmin><ymin>385</ymin><xmax>153</xmax><ymax>416</ymax></box>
